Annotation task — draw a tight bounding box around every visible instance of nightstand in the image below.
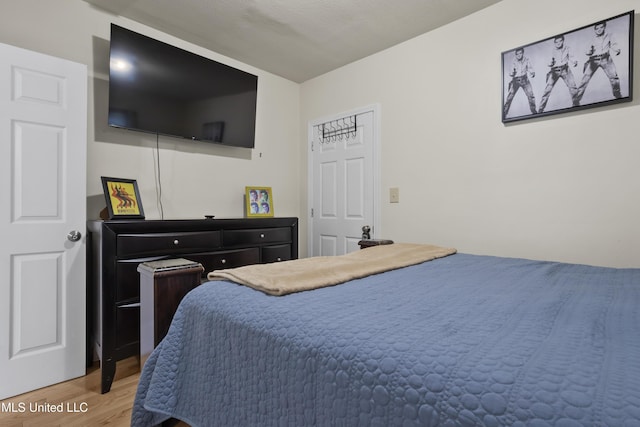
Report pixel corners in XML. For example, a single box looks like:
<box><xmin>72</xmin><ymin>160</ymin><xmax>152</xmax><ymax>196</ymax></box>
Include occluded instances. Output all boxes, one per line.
<box><xmin>138</xmin><ymin>258</ymin><xmax>204</xmax><ymax>367</ymax></box>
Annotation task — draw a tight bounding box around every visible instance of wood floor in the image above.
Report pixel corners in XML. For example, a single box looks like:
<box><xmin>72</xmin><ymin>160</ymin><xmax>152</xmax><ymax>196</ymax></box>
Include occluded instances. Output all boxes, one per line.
<box><xmin>0</xmin><ymin>357</ymin><xmax>188</xmax><ymax>427</ymax></box>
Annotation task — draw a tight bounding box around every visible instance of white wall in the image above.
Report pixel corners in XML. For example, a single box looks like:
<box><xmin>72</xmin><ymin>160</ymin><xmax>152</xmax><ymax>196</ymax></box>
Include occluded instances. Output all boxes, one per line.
<box><xmin>3</xmin><ymin>0</ymin><xmax>639</xmax><ymax>267</ymax></box>
<box><xmin>301</xmin><ymin>0</ymin><xmax>640</xmax><ymax>267</ymax></box>
<box><xmin>0</xmin><ymin>0</ymin><xmax>301</xmax><ymax>222</ymax></box>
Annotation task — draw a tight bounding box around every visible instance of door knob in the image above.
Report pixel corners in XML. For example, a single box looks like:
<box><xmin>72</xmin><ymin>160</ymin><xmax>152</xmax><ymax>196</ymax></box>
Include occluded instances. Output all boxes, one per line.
<box><xmin>67</xmin><ymin>230</ymin><xmax>82</xmax><ymax>242</ymax></box>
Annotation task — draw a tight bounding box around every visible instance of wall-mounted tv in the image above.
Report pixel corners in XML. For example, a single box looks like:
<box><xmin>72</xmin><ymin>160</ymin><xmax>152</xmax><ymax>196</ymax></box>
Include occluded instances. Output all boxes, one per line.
<box><xmin>108</xmin><ymin>24</ymin><xmax>258</xmax><ymax>148</ymax></box>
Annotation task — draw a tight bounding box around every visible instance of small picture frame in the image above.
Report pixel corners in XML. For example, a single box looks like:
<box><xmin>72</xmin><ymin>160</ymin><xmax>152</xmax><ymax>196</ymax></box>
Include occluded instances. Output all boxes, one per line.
<box><xmin>245</xmin><ymin>186</ymin><xmax>273</xmax><ymax>217</ymax></box>
<box><xmin>101</xmin><ymin>177</ymin><xmax>145</xmax><ymax>219</ymax></box>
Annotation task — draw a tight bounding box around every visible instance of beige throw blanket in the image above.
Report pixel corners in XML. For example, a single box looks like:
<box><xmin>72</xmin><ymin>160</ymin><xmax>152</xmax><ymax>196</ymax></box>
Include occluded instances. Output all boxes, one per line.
<box><xmin>206</xmin><ymin>243</ymin><xmax>456</xmax><ymax>296</ymax></box>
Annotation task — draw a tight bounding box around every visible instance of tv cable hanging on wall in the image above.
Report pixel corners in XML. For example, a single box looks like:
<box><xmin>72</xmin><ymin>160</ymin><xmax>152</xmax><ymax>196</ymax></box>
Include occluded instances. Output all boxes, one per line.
<box><xmin>155</xmin><ymin>133</ymin><xmax>165</xmax><ymax>220</ymax></box>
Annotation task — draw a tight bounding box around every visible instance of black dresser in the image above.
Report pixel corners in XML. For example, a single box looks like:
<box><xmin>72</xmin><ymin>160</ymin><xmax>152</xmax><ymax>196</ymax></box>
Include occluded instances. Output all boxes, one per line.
<box><xmin>86</xmin><ymin>217</ymin><xmax>298</xmax><ymax>393</ymax></box>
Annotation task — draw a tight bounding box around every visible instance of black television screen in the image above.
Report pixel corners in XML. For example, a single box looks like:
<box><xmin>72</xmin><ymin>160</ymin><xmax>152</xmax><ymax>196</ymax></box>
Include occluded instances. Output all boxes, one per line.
<box><xmin>108</xmin><ymin>24</ymin><xmax>258</xmax><ymax>148</ymax></box>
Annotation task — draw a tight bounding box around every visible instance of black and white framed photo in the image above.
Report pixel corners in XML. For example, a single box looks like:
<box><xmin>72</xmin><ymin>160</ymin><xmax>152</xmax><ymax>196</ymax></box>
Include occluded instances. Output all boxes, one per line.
<box><xmin>502</xmin><ymin>10</ymin><xmax>634</xmax><ymax>123</ymax></box>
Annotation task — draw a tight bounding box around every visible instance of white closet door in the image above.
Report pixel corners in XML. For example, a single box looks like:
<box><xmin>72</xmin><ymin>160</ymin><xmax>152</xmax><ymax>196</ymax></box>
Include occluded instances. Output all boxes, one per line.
<box><xmin>0</xmin><ymin>42</ymin><xmax>87</xmax><ymax>399</ymax></box>
<box><xmin>310</xmin><ymin>109</ymin><xmax>378</xmax><ymax>256</ymax></box>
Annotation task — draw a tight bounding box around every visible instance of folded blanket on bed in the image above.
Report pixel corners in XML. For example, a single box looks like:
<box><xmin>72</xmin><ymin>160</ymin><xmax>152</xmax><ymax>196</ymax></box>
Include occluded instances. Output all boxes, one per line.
<box><xmin>206</xmin><ymin>243</ymin><xmax>456</xmax><ymax>295</ymax></box>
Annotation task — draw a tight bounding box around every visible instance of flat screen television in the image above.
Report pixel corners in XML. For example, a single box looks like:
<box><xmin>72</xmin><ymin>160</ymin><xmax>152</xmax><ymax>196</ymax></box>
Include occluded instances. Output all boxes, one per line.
<box><xmin>108</xmin><ymin>24</ymin><xmax>258</xmax><ymax>148</ymax></box>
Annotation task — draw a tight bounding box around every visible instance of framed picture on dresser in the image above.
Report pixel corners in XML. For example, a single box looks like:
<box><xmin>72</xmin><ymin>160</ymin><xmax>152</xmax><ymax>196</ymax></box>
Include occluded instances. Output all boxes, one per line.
<box><xmin>245</xmin><ymin>186</ymin><xmax>274</xmax><ymax>217</ymax></box>
<box><xmin>101</xmin><ymin>176</ymin><xmax>145</xmax><ymax>219</ymax></box>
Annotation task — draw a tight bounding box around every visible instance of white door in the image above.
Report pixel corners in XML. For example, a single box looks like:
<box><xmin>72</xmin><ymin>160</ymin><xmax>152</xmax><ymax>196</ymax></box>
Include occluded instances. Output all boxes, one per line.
<box><xmin>309</xmin><ymin>108</ymin><xmax>378</xmax><ymax>256</ymax></box>
<box><xmin>0</xmin><ymin>43</ymin><xmax>87</xmax><ymax>399</ymax></box>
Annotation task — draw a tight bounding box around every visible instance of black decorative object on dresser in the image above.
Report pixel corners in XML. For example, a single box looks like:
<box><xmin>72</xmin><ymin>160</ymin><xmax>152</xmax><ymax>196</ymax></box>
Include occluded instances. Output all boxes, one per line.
<box><xmin>87</xmin><ymin>217</ymin><xmax>298</xmax><ymax>393</ymax></box>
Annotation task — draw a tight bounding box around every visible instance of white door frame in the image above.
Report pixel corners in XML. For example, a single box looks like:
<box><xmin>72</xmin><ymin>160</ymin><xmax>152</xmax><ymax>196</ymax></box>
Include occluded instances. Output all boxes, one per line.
<box><xmin>307</xmin><ymin>104</ymin><xmax>381</xmax><ymax>257</ymax></box>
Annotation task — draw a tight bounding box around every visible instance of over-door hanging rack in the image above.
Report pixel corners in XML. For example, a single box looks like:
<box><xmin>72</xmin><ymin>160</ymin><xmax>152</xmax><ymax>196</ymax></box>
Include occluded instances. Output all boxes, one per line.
<box><xmin>314</xmin><ymin>115</ymin><xmax>357</xmax><ymax>144</ymax></box>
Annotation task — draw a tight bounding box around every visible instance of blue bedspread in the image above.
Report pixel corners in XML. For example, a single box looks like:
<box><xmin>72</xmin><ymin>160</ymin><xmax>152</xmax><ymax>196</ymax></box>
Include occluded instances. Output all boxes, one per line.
<box><xmin>131</xmin><ymin>253</ymin><xmax>640</xmax><ymax>426</ymax></box>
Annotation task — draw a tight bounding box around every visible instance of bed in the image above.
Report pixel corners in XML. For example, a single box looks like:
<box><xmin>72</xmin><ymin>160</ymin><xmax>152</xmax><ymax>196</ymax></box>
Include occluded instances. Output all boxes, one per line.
<box><xmin>131</xmin><ymin>244</ymin><xmax>640</xmax><ymax>426</ymax></box>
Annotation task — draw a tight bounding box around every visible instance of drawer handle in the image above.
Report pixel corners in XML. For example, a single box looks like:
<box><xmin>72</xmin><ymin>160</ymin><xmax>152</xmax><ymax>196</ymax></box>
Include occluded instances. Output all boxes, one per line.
<box><xmin>276</xmin><ymin>257</ymin><xmax>282</xmax><ymax>262</ymax></box>
<box><xmin>260</xmin><ymin>233</ymin><xmax>265</xmax><ymax>238</ymax></box>
<box><xmin>173</xmin><ymin>239</ymin><xmax>180</xmax><ymax>245</ymax></box>
<box><xmin>221</xmin><ymin>259</ymin><xmax>226</xmax><ymax>264</ymax></box>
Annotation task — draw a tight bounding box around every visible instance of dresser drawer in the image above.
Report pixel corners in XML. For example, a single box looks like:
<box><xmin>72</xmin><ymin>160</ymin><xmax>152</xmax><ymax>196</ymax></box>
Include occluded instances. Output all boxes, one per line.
<box><xmin>117</xmin><ymin>231</ymin><xmax>222</xmax><ymax>257</ymax></box>
<box><xmin>189</xmin><ymin>248</ymin><xmax>260</xmax><ymax>273</ymax></box>
<box><xmin>262</xmin><ymin>244</ymin><xmax>292</xmax><ymax>263</ymax></box>
<box><xmin>223</xmin><ymin>227</ymin><xmax>291</xmax><ymax>246</ymax></box>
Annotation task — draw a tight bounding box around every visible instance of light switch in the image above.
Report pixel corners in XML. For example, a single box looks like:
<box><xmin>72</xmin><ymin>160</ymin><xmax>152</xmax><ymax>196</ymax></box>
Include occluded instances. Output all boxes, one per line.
<box><xmin>390</xmin><ymin>187</ymin><xmax>400</xmax><ymax>203</ymax></box>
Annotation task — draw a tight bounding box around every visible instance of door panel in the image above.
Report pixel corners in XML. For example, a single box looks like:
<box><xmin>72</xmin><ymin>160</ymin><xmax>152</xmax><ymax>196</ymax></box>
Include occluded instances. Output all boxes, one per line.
<box><xmin>345</xmin><ymin>157</ymin><xmax>365</xmax><ymax>218</ymax></box>
<box><xmin>11</xmin><ymin>253</ymin><xmax>61</xmax><ymax>354</ymax></box>
<box><xmin>321</xmin><ymin>162</ymin><xmax>337</xmax><ymax>217</ymax></box>
<box><xmin>13</xmin><ymin>122</ymin><xmax>64</xmax><ymax>219</ymax></box>
<box><xmin>0</xmin><ymin>43</ymin><xmax>87</xmax><ymax>399</ymax></box>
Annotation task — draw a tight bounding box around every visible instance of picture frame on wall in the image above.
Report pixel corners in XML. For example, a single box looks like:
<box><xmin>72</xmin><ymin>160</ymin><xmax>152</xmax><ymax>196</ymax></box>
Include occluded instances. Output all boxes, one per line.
<box><xmin>245</xmin><ymin>186</ymin><xmax>274</xmax><ymax>217</ymax></box>
<box><xmin>502</xmin><ymin>10</ymin><xmax>634</xmax><ymax>123</ymax></box>
<box><xmin>101</xmin><ymin>177</ymin><xmax>145</xmax><ymax>219</ymax></box>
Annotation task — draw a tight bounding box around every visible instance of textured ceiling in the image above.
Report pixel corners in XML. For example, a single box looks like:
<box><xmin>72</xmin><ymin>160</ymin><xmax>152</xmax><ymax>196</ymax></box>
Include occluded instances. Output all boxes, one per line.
<box><xmin>84</xmin><ymin>0</ymin><xmax>501</xmax><ymax>82</ymax></box>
